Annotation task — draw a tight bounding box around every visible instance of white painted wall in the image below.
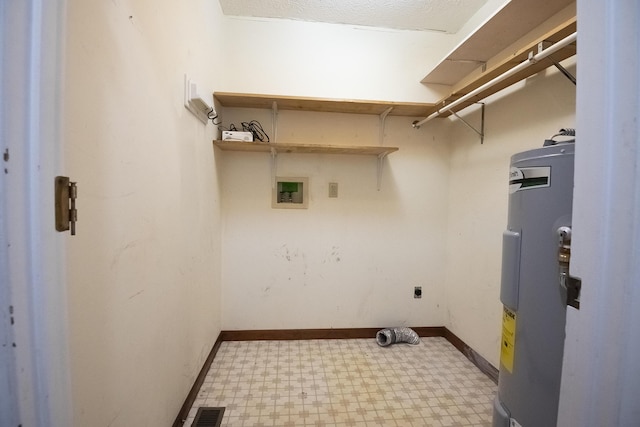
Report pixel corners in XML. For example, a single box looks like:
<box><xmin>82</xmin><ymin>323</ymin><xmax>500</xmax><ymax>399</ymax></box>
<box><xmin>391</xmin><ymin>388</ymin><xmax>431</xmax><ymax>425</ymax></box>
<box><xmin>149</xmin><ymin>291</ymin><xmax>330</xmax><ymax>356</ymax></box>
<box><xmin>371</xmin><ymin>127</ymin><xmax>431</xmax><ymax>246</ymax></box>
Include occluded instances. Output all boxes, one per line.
<box><xmin>214</xmin><ymin>0</ymin><xmax>511</xmax><ymax>103</ymax></box>
<box><xmin>216</xmin><ymin>5</ymin><xmax>578</xmax><ymax>365</ymax></box>
<box><xmin>220</xmin><ymin>108</ymin><xmax>451</xmax><ymax>330</ymax></box>
<box><xmin>218</xmin><ymin>59</ymin><xmax>577</xmax><ymax>362</ymax></box>
<box><xmin>62</xmin><ymin>1</ymin><xmax>224</xmax><ymax>425</ymax></box>
<box><xmin>219</xmin><ymin>16</ymin><xmax>448</xmax><ymax>102</ymax></box>
<box><xmin>217</xmin><ymin>0</ymin><xmax>506</xmax><ymax>105</ymax></box>
<box><xmin>444</xmin><ymin>59</ymin><xmax>576</xmax><ymax>366</ymax></box>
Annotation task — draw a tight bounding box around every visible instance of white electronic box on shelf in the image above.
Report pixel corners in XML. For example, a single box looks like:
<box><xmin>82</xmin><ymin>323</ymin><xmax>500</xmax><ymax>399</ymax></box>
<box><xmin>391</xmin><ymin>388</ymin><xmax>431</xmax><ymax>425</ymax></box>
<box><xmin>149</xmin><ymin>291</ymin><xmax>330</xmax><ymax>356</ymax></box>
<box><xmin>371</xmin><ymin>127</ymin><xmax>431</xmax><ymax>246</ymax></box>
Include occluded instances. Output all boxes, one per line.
<box><xmin>221</xmin><ymin>131</ymin><xmax>253</xmax><ymax>142</ymax></box>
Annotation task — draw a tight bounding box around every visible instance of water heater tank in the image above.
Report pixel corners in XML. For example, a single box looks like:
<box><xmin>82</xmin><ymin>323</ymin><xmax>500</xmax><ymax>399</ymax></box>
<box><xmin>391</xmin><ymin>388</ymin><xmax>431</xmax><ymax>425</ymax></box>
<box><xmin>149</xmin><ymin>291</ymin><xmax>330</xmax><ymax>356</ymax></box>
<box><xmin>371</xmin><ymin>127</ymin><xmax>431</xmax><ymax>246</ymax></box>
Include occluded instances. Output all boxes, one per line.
<box><xmin>493</xmin><ymin>140</ymin><xmax>576</xmax><ymax>427</ymax></box>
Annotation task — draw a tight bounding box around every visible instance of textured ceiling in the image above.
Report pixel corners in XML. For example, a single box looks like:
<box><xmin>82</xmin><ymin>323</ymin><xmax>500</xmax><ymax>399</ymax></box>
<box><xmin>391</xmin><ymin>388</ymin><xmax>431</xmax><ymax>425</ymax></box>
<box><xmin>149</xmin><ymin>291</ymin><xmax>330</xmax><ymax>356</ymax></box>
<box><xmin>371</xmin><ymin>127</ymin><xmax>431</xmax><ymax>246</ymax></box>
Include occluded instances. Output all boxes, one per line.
<box><xmin>218</xmin><ymin>0</ymin><xmax>488</xmax><ymax>34</ymax></box>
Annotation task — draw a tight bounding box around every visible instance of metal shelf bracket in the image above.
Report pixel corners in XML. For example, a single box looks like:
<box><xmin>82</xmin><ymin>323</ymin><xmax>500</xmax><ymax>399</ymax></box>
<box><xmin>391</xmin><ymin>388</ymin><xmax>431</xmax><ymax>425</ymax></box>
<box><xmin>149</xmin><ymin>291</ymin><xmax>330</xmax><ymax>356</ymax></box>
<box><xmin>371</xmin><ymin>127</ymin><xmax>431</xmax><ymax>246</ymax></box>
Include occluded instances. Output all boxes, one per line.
<box><xmin>271</xmin><ymin>101</ymin><xmax>278</xmax><ymax>143</ymax></box>
<box><xmin>538</xmin><ymin>40</ymin><xmax>576</xmax><ymax>85</ymax></box>
<box><xmin>451</xmin><ymin>102</ymin><xmax>485</xmax><ymax>144</ymax></box>
<box><xmin>375</xmin><ymin>106</ymin><xmax>394</xmax><ymax>190</ymax></box>
<box><xmin>270</xmin><ymin>148</ymin><xmax>277</xmax><ymax>189</ymax></box>
<box><xmin>550</xmin><ymin>58</ymin><xmax>577</xmax><ymax>85</ymax></box>
<box><xmin>379</xmin><ymin>106</ymin><xmax>393</xmax><ymax>146</ymax></box>
<box><xmin>377</xmin><ymin>152</ymin><xmax>391</xmax><ymax>191</ymax></box>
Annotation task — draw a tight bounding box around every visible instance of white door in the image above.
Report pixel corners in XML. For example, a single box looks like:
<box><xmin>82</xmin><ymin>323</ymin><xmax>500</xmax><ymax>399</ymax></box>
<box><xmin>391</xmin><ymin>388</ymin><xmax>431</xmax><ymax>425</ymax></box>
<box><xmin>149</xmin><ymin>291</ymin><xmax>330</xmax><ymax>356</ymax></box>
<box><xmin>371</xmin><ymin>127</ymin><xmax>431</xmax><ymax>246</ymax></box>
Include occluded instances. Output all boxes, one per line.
<box><xmin>0</xmin><ymin>1</ymin><xmax>72</xmax><ymax>425</ymax></box>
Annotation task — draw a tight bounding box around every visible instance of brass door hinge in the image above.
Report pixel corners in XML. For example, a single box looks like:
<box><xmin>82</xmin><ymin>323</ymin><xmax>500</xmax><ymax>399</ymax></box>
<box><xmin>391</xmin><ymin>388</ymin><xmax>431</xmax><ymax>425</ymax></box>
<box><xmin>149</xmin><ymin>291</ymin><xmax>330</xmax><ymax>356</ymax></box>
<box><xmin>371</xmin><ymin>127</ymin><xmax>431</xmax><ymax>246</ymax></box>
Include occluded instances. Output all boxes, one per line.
<box><xmin>55</xmin><ymin>176</ymin><xmax>77</xmax><ymax>235</ymax></box>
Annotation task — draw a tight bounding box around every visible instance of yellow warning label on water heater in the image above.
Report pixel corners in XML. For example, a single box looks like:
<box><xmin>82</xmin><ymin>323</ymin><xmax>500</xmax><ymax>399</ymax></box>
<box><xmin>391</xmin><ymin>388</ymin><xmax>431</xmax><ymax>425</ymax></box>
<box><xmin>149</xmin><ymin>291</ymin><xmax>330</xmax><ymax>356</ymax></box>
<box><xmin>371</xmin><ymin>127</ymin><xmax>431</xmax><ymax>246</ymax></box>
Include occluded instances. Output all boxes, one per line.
<box><xmin>501</xmin><ymin>306</ymin><xmax>517</xmax><ymax>373</ymax></box>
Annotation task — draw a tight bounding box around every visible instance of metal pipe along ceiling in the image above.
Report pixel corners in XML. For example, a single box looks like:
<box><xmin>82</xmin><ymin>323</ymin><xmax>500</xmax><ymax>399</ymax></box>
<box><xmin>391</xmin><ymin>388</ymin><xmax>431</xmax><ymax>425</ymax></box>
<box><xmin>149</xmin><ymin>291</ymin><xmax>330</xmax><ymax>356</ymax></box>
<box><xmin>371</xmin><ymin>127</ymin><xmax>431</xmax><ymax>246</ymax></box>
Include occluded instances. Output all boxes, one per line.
<box><xmin>412</xmin><ymin>32</ymin><xmax>577</xmax><ymax>129</ymax></box>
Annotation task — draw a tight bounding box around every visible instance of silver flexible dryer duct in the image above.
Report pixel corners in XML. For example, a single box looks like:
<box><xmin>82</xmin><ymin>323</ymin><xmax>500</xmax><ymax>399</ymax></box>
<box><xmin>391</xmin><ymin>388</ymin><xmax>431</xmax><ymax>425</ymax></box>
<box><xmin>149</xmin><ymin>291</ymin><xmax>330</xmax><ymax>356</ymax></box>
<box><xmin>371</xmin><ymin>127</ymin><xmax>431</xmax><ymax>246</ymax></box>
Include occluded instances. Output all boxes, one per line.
<box><xmin>376</xmin><ymin>327</ymin><xmax>420</xmax><ymax>347</ymax></box>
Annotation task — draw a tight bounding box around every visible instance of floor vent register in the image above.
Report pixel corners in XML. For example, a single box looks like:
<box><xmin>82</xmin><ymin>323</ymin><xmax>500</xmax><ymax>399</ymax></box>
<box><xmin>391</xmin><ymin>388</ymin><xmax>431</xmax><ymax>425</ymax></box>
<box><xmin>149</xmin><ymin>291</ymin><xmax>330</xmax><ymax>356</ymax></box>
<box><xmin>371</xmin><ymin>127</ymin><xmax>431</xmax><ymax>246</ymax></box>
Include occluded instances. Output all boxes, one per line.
<box><xmin>191</xmin><ymin>407</ymin><xmax>225</xmax><ymax>427</ymax></box>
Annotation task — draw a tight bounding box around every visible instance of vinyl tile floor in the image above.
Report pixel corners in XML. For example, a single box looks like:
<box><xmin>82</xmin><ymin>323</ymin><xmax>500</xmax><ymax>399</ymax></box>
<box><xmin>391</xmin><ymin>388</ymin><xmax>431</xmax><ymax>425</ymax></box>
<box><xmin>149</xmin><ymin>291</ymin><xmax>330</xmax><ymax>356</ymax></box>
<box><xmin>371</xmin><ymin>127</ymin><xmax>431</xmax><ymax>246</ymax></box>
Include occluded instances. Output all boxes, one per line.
<box><xmin>184</xmin><ymin>337</ymin><xmax>496</xmax><ymax>426</ymax></box>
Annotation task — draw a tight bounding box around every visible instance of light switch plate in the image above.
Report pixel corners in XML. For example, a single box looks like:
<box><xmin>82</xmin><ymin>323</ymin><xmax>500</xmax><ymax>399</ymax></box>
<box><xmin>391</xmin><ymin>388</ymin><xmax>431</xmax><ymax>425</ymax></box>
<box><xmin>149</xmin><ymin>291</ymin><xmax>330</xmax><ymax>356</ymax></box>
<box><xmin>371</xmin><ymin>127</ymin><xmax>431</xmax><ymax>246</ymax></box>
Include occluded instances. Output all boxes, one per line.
<box><xmin>328</xmin><ymin>182</ymin><xmax>338</xmax><ymax>198</ymax></box>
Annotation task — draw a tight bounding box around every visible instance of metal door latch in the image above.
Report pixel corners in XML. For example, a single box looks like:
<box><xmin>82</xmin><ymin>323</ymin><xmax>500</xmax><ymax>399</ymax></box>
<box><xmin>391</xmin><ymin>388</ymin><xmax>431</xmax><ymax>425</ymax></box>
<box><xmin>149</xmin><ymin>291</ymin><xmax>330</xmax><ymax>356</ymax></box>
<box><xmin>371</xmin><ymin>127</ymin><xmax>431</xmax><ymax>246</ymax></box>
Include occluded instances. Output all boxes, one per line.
<box><xmin>55</xmin><ymin>176</ymin><xmax>77</xmax><ymax>235</ymax></box>
<box><xmin>557</xmin><ymin>226</ymin><xmax>581</xmax><ymax>309</ymax></box>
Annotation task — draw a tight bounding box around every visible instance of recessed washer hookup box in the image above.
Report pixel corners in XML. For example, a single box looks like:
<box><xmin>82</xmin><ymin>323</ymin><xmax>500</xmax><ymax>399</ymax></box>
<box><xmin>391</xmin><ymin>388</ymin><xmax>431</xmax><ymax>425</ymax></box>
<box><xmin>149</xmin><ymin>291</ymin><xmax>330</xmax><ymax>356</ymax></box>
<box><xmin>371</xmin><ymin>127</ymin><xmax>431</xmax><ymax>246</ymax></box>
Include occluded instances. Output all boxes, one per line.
<box><xmin>222</xmin><ymin>131</ymin><xmax>253</xmax><ymax>142</ymax></box>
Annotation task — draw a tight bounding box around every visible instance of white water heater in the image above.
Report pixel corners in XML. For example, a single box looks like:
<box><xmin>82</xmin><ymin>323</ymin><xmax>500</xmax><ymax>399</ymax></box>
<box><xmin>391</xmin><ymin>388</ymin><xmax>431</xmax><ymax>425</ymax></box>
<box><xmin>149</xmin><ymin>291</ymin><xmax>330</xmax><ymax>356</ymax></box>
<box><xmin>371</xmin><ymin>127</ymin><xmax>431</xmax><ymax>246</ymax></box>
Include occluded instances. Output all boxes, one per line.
<box><xmin>493</xmin><ymin>133</ymin><xmax>580</xmax><ymax>427</ymax></box>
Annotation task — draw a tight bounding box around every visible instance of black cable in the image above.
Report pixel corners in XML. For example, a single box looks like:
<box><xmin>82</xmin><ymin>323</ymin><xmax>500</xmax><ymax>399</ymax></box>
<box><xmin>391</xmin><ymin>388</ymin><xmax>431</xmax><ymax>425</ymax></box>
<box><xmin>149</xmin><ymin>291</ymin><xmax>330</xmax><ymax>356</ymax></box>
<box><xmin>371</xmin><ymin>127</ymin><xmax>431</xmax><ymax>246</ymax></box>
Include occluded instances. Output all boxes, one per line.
<box><xmin>217</xmin><ymin>121</ymin><xmax>270</xmax><ymax>142</ymax></box>
<box><xmin>207</xmin><ymin>108</ymin><xmax>221</xmax><ymax>125</ymax></box>
<box><xmin>241</xmin><ymin>120</ymin><xmax>270</xmax><ymax>142</ymax></box>
<box><xmin>218</xmin><ymin>123</ymin><xmax>238</xmax><ymax>132</ymax></box>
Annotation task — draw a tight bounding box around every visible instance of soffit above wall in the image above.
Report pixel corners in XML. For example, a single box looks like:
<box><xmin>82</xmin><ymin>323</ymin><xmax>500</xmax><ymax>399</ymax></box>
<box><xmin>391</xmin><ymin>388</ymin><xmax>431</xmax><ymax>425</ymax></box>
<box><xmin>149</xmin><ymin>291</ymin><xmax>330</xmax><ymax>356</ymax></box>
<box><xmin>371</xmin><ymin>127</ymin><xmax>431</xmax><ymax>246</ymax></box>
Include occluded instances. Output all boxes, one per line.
<box><xmin>217</xmin><ymin>0</ymin><xmax>488</xmax><ymax>34</ymax></box>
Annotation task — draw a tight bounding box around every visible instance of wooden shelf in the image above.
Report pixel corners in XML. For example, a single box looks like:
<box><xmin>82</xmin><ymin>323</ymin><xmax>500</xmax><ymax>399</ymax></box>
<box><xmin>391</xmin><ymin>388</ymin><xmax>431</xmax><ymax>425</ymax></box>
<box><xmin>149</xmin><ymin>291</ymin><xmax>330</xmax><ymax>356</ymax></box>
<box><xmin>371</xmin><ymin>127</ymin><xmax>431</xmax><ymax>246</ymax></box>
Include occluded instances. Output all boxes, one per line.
<box><xmin>212</xmin><ymin>95</ymin><xmax>401</xmax><ymax>191</ymax></box>
<box><xmin>213</xmin><ymin>140</ymin><xmax>398</xmax><ymax>157</ymax></box>
<box><xmin>435</xmin><ymin>18</ymin><xmax>576</xmax><ymax>118</ymax></box>
<box><xmin>422</xmin><ymin>0</ymin><xmax>575</xmax><ymax>85</ymax></box>
<box><xmin>214</xmin><ymin>92</ymin><xmax>434</xmax><ymax>117</ymax></box>
<box><xmin>420</xmin><ymin>0</ymin><xmax>576</xmax><ymax>118</ymax></box>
